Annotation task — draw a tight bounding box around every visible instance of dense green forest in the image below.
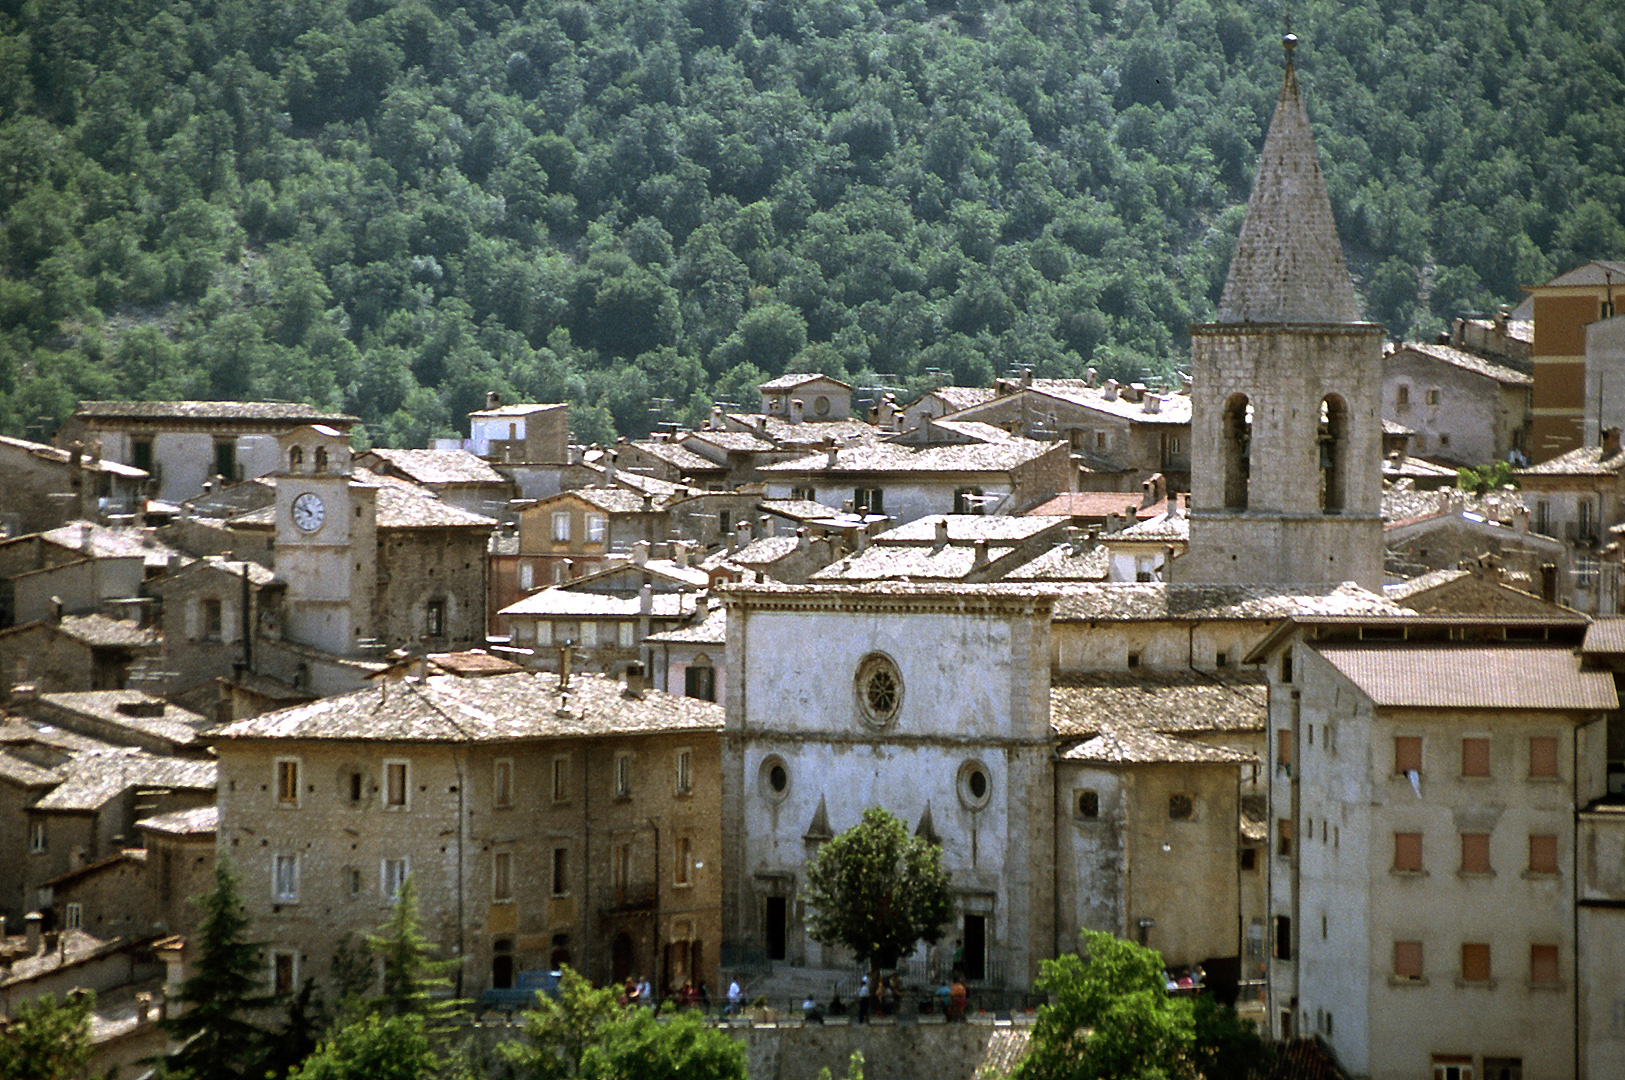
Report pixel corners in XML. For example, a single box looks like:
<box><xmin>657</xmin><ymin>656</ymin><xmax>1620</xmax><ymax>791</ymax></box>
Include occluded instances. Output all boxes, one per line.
<box><xmin>1</xmin><ymin>0</ymin><xmax>1622</xmax><ymax>446</ymax></box>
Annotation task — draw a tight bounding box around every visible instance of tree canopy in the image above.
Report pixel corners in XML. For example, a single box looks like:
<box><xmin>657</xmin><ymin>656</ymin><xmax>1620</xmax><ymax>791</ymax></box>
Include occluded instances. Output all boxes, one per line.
<box><xmin>802</xmin><ymin>805</ymin><xmax>953</xmax><ymax>986</ymax></box>
<box><xmin>1</xmin><ymin>0</ymin><xmax>1621</xmax><ymax>442</ymax></box>
<box><xmin>0</xmin><ymin>991</ymin><xmax>94</xmax><ymax>1080</ymax></box>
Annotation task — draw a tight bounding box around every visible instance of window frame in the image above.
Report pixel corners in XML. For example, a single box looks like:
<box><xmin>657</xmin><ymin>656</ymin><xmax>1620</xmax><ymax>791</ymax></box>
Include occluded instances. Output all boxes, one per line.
<box><xmin>1392</xmin><ymin>940</ymin><xmax>1423</xmax><ymax>981</ymax></box>
<box><xmin>1529</xmin><ymin>944</ymin><xmax>1560</xmax><ymax>987</ymax></box>
<box><xmin>493</xmin><ymin>758</ymin><xmax>514</xmax><ymax>809</ymax></box>
<box><xmin>383</xmin><ymin>759</ymin><xmax>410</xmax><ymax>810</ymax></box>
<box><xmin>381</xmin><ymin>857</ymin><xmax>408</xmax><ymax>902</ymax></box>
<box><xmin>64</xmin><ymin>901</ymin><xmax>83</xmax><ymax>930</ymax></box>
<box><xmin>28</xmin><ymin>819</ymin><xmax>45</xmax><ymax>853</ymax></box>
<box><xmin>675</xmin><ymin>747</ymin><xmax>693</xmax><ymax>796</ymax></box>
<box><xmin>272</xmin><ymin>949</ymin><xmax>298</xmax><ymax>997</ymax></box>
<box><xmin>613</xmin><ymin>752</ymin><xmax>632</xmax><ymax>798</ymax></box>
<box><xmin>493</xmin><ymin>851</ymin><xmax>513</xmax><ymax>903</ymax></box>
<box><xmin>551</xmin><ymin>755</ymin><xmax>570</xmax><ymax>803</ymax></box>
<box><xmin>274</xmin><ymin>757</ymin><xmax>302</xmax><ymax>808</ymax></box>
<box><xmin>586</xmin><ymin>513</ymin><xmax>608</xmax><ymax>543</ymax></box>
<box><xmin>551</xmin><ymin>510</ymin><xmax>571</xmax><ymax>543</ymax></box>
<box><xmin>1528</xmin><ymin>735</ymin><xmax>1559</xmax><ymax>779</ymax></box>
<box><xmin>1459</xmin><ymin>832</ymin><xmax>1492</xmax><ymax>876</ymax></box>
<box><xmin>674</xmin><ymin>835</ymin><xmax>693</xmax><ymax>887</ymax></box>
<box><xmin>1460</xmin><ymin>941</ymin><xmax>1492</xmax><ymax>984</ymax></box>
<box><xmin>1393</xmin><ymin>831</ymin><xmax>1424</xmax><ymax>874</ymax></box>
<box><xmin>273</xmin><ymin>852</ymin><xmax>299</xmax><ymax>902</ymax></box>
<box><xmin>1394</xmin><ymin>736</ymin><xmax>1423</xmax><ymax>776</ymax></box>
<box><xmin>551</xmin><ymin>846</ymin><xmax>569</xmax><ymax>896</ymax></box>
<box><xmin>1461</xmin><ymin>737</ymin><xmax>1490</xmax><ymax>778</ymax></box>
<box><xmin>1528</xmin><ymin>833</ymin><xmax>1560</xmax><ymax>875</ymax></box>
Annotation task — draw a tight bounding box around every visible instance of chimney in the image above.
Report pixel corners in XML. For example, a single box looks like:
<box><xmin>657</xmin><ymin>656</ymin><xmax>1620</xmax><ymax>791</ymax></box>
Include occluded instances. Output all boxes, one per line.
<box><xmin>642</xmin><ymin>493</ymin><xmax>654</xmax><ymax>512</ymax></box>
<box><xmin>1105</xmin><ymin>512</ymin><xmax>1120</xmax><ymax>534</ymax></box>
<box><xmin>796</xmin><ymin>526</ymin><xmax>809</xmax><ymax>551</ymax></box>
<box><xmin>934</xmin><ymin>518</ymin><xmax>949</xmax><ymax>552</ymax></box>
<box><xmin>732</xmin><ymin>523</ymin><xmax>747</xmax><ymax>553</ymax></box>
<box><xmin>759</xmin><ymin>514</ymin><xmax>773</xmax><ymax>538</ymax></box>
<box><xmin>1085</xmin><ymin>367</ymin><xmax>1097</xmax><ymax>388</ymax></box>
<box><xmin>1103</xmin><ymin>379</ymin><xmax>1119</xmax><ymax>401</ymax></box>
<box><xmin>639</xmin><ymin>582</ymin><xmax>653</xmax><ymax>616</ymax></box>
<box><xmin>1515</xmin><ymin>507</ymin><xmax>1530</xmax><ymax>533</ymax></box>
<box><xmin>558</xmin><ymin>644</ymin><xmax>571</xmax><ymax>689</ymax></box>
<box><xmin>25</xmin><ymin>911</ymin><xmax>41</xmax><ymax>955</ymax></box>
<box><xmin>790</xmin><ymin>398</ymin><xmax>805</xmax><ymax>424</ymax></box>
<box><xmin>1020</xmin><ymin>368</ymin><xmax>1033</xmax><ymax>388</ymax></box>
<box><xmin>1540</xmin><ymin>563</ymin><xmax>1558</xmax><ymax>603</ymax></box>
<box><xmin>623</xmin><ymin>661</ymin><xmax>645</xmax><ymax>698</ymax></box>
<box><xmin>826</xmin><ymin>441</ymin><xmax>839</xmax><ymax>469</ymax></box>
<box><xmin>486</xmin><ymin>390</ymin><xmax>501</xmax><ymax>409</ymax></box>
<box><xmin>674</xmin><ymin>541</ymin><xmax>690</xmax><ymax>568</ymax></box>
<box><xmin>921</xmin><ymin>413</ymin><xmax>934</xmax><ymax>441</ymax></box>
<box><xmin>604</xmin><ymin>451</ymin><xmax>617</xmax><ymax>484</ymax></box>
<box><xmin>972</xmin><ymin>539</ymin><xmax>989</xmax><ymax>567</ymax></box>
<box><xmin>1141</xmin><ymin>478</ymin><xmax>1156</xmax><ymax>510</ymax></box>
<box><xmin>633</xmin><ymin>540</ymin><xmax>650</xmax><ymax>566</ymax></box>
<box><xmin>710</xmin><ymin>405</ymin><xmax>723</xmax><ymax>430</ymax></box>
<box><xmin>1065</xmin><ymin>527</ymin><xmax>1084</xmax><ymax>555</ymax></box>
<box><xmin>79</xmin><ymin>523</ymin><xmax>93</xmax><ymax>550</ymax></box>
<box><xmin>1142</xmin><ymin>393</ymin><xmax>1161</xmax><ymax>414</ymax></box>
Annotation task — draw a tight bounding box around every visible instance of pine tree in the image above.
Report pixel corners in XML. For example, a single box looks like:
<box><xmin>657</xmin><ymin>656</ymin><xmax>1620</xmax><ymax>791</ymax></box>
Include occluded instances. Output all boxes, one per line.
<box><xmin>163</xmin><ymin>862</ymin><xmax>279</xmax><ymax>1080</ymax></box>
<box><xmin>365</xmin><ymin>877</ymin><xmax>461</xmax><ymax>1024</ymax></box>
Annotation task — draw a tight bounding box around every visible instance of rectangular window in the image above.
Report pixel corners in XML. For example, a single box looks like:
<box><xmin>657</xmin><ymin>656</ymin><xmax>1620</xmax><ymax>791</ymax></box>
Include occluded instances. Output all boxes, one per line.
<box><xmin>347</xmin><ymin>867</ymin><xmax>362</xmax><ymax>897</ymax></box>
<box><xmin>1530</xmin><ymin>944</ymin><xmax>1559</xmax><ymax>985</ymax></box>
<box><xmin>613</xmin><ymin>843</ymin><xmax>631</xmax><ymax>892</ymax></box>
<box><xmin>1394</xmin><ymin>832</ymin><xmax>1423</xmax><ymax>873</ymax></box>
<box><xmin>1461</xmin><ymin>833</ymin><xmax>1492</xmax><ymax>874</ymax></box>
<box><xmin>674</xmin><ymin>836</ymin><xmax>692</xmax><ymax>886</ymax></box>
<box><xmin>518</xmin><ymin>561</ymin><xmax>535</xmax><ymax>591</ymax></box>
<box><xmin>551</xmin><ymin>511</ymin><xmax>571</xmax><ymax>542</ymax></box>
<box><xmin>853</xmin><ymin>487</ymin><xmax>883</xmax><ymax>515</ymax></box>
<box><xmin>131</xmin><ymin>438</ymin><xmax>154</xmax><ymax>473</ymax></box>
<box><xmin>685</xmin><ymin>664</ymin><xmax>717</xmax><ymax>702</ymax></box>
<box><xmin>551</xmin><ymin>756</ymin><xmax>569</xmax><ymax>802</ymax></box>
<box><xmin>273</xmin><ymin>853</ymin><xmax>298</xmax><ymax>901</ymax></box>
<box><xmin>1277</xmin><ymin>818</ymin><xmax>1292</xmax><ymax>858</ymax></box>
<box><xmin>675</xmin><ymin>748</ymin><xmax>692</xmax><ymax>795</ymax></box>
<box><xmin>493</xmin><ymin>852</ymin><xmax>512</xmax><ymax>902</ymax></box>
<box><xmin>1462</xmin><ymin>737</ymin><xmax>1490</xmax><ymax>777</ymax></box>
<box><xmin>1273</xmin><ymin>915</ymin><xmax>1292</xmax><ymax>960</ymax></box>
<box><xmin>384</xmin><ymin>760</ymin><xmax>409</xmax><ymax>809</ymax></box>
<box><xmin>1426</xmin><ymin>388</ymin><xmax>1441</xmax><ymax>406</ymax></box>
<box><xmin>1393</xmin><ymin>940</ymin><xmax>1423</xmax><ymax>980</ymax></box>
<box><xmin>1276</xmin><ymin>729</ymin><xmax>1292</xmax><ymax>773</ymax></box>
<box><xmin>1461</xmin><ymin>942</ymin><xmax>1492</xmax><ymax>983</ymax></box>
<box><xmin>1529</xmin><ymin>736</ymin><xmax>1559</xmax><ymax>778</ymax></box>
<box><xmin>1394</xmin><ymin>736</ymin><xmax>1422</xmax><ymax>776</ymax></box>
<box><xmin>425</xmin><ymin>599</ymin><xmax>445</xmax><ymax>638</ymax></box>
<box><xmin>586</xmin><ymin>513</ymin><xmax>607</xmax><ymax>542</ymax></box>
<box><xmin>1396</xmin><ymin>385</ymin><xmax>1411</xmax><ymax>410</ymax></box>
<box><xmin>275</xmin><ymin>758</ymin><xmax>301</xmax><ymax>807</ymax></box>
<box><xmin>551</xmin><ymin>847</ymin><xmax>569</xmax><ymax>896</ymax></box>
<box><xmin>1482</xmin><ymin>1059</ymin><xmax>1522</xmax><ymax>1080</ymax></box>
<box><xmin>273</xmin><ymin>951</ymin><xmax>297</xmax><ymax>996</ymax></box>
<box><xmin>28</xmin><ymin>820</ymin><xmax>45</xmax><ymax>853</ymax></box>
<box><xmin>64</xmin><ymin>902</ymin><xmax>83</xmax><ymax>930</ymax></box>
<box><xmin>1529</xmin><ymin>833</ymin><xmax>1559</xmax><ymax>874</ymax></box>
<box><xmin>614</xmin><ymin>753</ymin><xmax>632</xmax><ymax>798</ymax></box>
<box><xmin>618</xmin><ymin>621</ymin><xmax>634</xmax><ymax>648</ymax></box>
<box><xmin>203</xmin><ymin>597</ymin><xmax>223</xmax><ymax>641</ymax></box>
<box><xmin>493</xmin><ymin>759</ymin><xmax>513</xmax><ymax>808</ymax></box>
<box><xmin>1433</xmin><ymin>1056</ymin><xmax>1475</xmax><ymax>1080</ymax></box>
<box><xmin>215</xmin><ymin>438</ymin><xmax>237</xmax><ymax>481</ymax></box>
<box><xmin>382</xmin><ymin>858</ymin><xmax>408</xmax><ymax>901</ymax></box>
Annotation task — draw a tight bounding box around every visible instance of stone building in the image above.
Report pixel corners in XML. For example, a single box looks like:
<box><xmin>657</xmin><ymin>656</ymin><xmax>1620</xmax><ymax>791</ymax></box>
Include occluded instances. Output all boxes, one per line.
<box><xmin>354</xmin><ymin>448</ymin><xmax>514</xmax><ymax>518</ymax></box>
<box><xmin>1526</xmin><ymin>260</ymin><xmax>1625</xmax><ymax>462</ymax></box>
<box><xmin>0</xmin><ymin>615</ymin><xmax>160</xmax><ymax>694</ymax></box>
<box><xmin>0</xmin><ymin>435</ymin><xmax>148</xmax><ymax>538</ymax></box>
<box><xmin>56</xmin><ymin>401</ymin><xmax>358</xmax><ymax>505</ymax></box>
<box><xmin>1176</xmin><ymin>41</ymin><xmax>1383</xmax><ymax>592</ymax></box>
<box><xmin>1382</xmin><ymin>341</ymin><xmax>1532</xmax><ymax>466</ymax></box>
<box><xmin>208</xmin><ymin>669</ymin><xmax>723</xmax><ymax>1000</ymax></box>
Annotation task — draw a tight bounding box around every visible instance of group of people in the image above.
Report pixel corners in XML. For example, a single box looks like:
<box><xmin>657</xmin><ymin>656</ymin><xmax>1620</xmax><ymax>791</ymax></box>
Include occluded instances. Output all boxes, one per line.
<box><xmin>618</xmin><ymin>974</ymin><xmax>712</xmax><ymax>1012</ymax></box>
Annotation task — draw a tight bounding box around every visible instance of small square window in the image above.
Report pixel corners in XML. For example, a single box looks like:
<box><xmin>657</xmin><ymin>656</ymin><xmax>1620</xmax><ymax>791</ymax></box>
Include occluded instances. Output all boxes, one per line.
<box><xmin>1240</xmin><ymin>848</ymin><xmax>1258</xmax><ymax>871</ymax></box>
<box><xmin>1460</xmin><ymin>833</ymin><xmax>1491</xmax><ymax>874</ymax></box>
<box><xmin>1528</xmin><ymin>834</ymin><xmax>1559</xmax><ymax>874</ymax></box>
<box><xmin>1076</xmin><ymin>790</ymin><xmax>1099</xmax><ymax>819</ymax></box>
<box><xmin>1393</xmin><ymin>831</ymin><xmax>1423</xmax><ymax>873</ymax></box>
<box><xmin>1426</xmin><ymin>388</ymin><xmax>1441</xmax><ymax>406</ymax></box>
<box><xmin>1393</xmin><ymin>940</ymin><xmax>1423</xmax><ymax>980</ymax></box>
<box><xmin>1461</xmin><ymin>738</ymin><xmax>1490</xmax><ymax>778</ymax></box>
<box><xmin>1461</xmin><ymin>942</ymin><xmax>1492</xmax><ymax>982</ymax></box>
<box><xmin>1529</xmin><ymin>736</ymin><xmax>1559</xmax><ymax>778</ymax></box>
<box><xmin>1530</xmin><ymin>944</ymin><xmax>1559</xmax><ymax>985</ymax></box>
<box><xmin>1394</xmin><ymin>736</ymin><xmax>1422</xmax><ymax>776</ymax></box>
<box><xmin>1277</xmin><ymin>818</ymin><xmax>1293</xmax><ymax>858</ymax></box>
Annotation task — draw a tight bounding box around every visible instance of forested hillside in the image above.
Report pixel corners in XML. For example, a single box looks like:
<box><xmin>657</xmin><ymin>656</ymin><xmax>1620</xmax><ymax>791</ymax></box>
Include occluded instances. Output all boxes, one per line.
<box><xmin>1</xmin><ymin>0</ymin><xmax>1621</xmax><ymax>446</ymax></box>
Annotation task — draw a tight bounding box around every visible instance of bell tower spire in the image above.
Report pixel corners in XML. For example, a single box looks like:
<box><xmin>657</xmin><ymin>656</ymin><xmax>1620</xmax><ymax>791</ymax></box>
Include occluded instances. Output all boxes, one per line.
<box><xmin>1177</xmin><ymin>34</ymin><xmax>1385</xmax><ymax>590</ymax></box>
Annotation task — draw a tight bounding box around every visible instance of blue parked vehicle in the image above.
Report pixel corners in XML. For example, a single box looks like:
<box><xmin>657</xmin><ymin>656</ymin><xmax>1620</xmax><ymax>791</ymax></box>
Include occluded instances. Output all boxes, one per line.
<box><xmin>478</xmin><ymin>969</ymin><xmax>562</xmax><ymax>1017</ymax></box>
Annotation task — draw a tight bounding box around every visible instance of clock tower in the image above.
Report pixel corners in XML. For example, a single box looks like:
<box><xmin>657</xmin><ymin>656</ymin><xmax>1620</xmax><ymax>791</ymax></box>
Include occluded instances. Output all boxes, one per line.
<box><xmin>273</xmin><ymin>424</ymin><xmax>378</xmax><ymax>655</ymax></box>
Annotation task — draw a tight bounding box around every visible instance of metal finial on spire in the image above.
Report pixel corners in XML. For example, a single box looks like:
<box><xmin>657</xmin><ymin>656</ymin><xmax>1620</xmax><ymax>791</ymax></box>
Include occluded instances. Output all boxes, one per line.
<box><xmin>1283</xmin><ymin>33</ymin><xmax>1298</xmax><ymax>52</ymax></box>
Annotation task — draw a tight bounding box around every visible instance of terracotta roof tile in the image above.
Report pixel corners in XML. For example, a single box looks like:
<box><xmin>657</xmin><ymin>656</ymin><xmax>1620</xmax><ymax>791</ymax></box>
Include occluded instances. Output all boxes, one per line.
<box><xmin>1052</xmin><ymin>582</ymin><xmax>1407</xmax><ymax>622</ymax></box>
<box><xmin>1584</xmin><ymin>618</ymin><xmax>1625</xmax><ymax>655</ymax></box>
<box><xmin>1313</xmin><ymin>643</ymin><xmax>1617</xmax><ymax>710</ymax></box>
<box><xmin>1052</xmin><ymin>671</ymin><xmax>1267</xmax><ymax>739</ymax></box>
<box><xmin>74</xmin><ymin>401</ymin><xmax>358</xmax><ymax>424</ymax></box>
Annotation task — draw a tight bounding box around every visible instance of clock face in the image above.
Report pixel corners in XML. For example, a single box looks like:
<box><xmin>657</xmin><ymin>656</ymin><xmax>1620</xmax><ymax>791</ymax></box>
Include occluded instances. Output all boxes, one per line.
<box><xmin>291</xmin><ymin>492</ymin><xmax>326</xmax><ymax>533</ymax></box>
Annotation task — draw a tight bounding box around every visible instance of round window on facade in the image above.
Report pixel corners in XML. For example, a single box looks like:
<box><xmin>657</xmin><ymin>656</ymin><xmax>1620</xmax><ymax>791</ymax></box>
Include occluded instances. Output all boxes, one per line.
<box><xmin>854</xmin><ymin>653</ymin><xmax>903</xmax><ymax>727</ymax></box>
<box><xmin>814</xmin><ymin>395</ymin><xmax>831</xmax><ymax>416</ymax></box>
<box><xmin>958</xmin><ymin>759</ymin><xmax>992</xmax><ymax>811</ymax></box>
<box><xmin>759</xmin><ymin>755</ymin><xmax>790</xmax><ymax>801</ymax></box>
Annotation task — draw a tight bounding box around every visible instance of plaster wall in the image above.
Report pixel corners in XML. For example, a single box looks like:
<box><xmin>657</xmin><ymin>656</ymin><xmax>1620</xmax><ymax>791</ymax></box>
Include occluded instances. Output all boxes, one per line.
<box><xmin>1050</xmin><ymin>619</ymin><xmax>1267</xmax><ymax>674</ymax></box>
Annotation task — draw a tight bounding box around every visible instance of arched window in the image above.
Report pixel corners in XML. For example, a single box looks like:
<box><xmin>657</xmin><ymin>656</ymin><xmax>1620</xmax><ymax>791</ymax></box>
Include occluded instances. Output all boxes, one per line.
<box><xmin>1223</xmin><ymin>394</ymin><xmax>1251</xmax><ymax>510</ymax></box>
<box><xmin>289</xmin><ymin>446</ymin><xmax>304</xmax><ymax>471</ymax></box>
<box><xmin>313</xmin><ymin>446</ymin><xmax>328</xmax><ymax>473</ymax></box>
<box><xmin>1319</xmin><ymin>395</ymin><xmax>1347</xmax><ymax>514</ymax></box>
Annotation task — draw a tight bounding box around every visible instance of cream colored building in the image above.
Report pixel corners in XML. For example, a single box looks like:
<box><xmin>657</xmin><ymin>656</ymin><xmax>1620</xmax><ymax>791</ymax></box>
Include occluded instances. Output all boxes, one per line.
<box><xmin>209</xmin><ymin>669</ymin><xmax>723</xmax><ymax>1000</ymax></box>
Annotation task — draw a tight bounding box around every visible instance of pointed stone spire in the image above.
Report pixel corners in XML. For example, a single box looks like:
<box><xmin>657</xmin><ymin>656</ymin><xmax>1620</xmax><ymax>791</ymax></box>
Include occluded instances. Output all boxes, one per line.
<box><xmin>1217</xmin><ymin>35</ymin><xmax>1363</xmax><ymax>324</ymax></box>
<box><xmin>914</xmin><ymin>801</ymin><xmax>940</xmax><ymax>846</ymax></box>
<box><xmin>803</xmin><ymin>794</ymin><xmax>832</xmax><ymax>841</ymax></box>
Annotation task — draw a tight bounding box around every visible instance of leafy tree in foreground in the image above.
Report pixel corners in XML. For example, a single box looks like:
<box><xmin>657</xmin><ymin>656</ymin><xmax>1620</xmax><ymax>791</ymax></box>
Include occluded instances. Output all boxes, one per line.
<box><xmin>1012</xmin><ymin>930</ymin><xmax>1270</xmax><ymax>1080</ymax></box>
<box><xmin>802</xmin><ymin>806</ymin><xmax>953</xmax><ymax>995</ymax></box>
<box><xmin>501</xmin><ymin>967</ymin><xmax>744</xmax><ymax>1080</ymax></box>
<box><xmin>162</xmin><ymin>861</ymin><xmax>280</xmax><ymax>1080</ymax></box>
<box><xmin>0</xmin><ymin>990</ymin><xmax>94</xmax><ymax>1080</ymax></box>
<box><xmin>287</xmin><ymin>1013</ymin><xmax>437</xmax><ymax>1080</ymax></box>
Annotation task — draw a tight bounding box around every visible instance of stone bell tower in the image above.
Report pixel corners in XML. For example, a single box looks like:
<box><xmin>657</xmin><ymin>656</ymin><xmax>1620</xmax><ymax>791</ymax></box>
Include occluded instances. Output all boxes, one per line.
<box><xmin>1178</xmin><ymin>36</ymin><xmax>1384</xmax><ymax>590</ymax></box>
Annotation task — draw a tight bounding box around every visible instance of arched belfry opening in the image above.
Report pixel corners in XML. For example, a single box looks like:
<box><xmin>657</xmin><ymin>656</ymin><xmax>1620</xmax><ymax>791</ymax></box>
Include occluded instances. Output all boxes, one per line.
<box><xmin>1223</xmin><ymin>394</ymin><xmax>1252</xmax><ymax>510</ymax></box>
<box><xmin>1319</xmin><ymin>395</ymin><xmax>1347</xmax><ymax>514</ymax></box>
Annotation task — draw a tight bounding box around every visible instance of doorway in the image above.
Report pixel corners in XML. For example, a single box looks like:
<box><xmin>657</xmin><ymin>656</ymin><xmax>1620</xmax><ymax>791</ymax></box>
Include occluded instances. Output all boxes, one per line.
<box><xmin>765</xmin><ymin>896</ymin><xmax>787</xmax><ymax>961</ymax></box>
<box><xmin>962</xmin><ymin>915</ymin><xmax>986</xmax><ymax>980</ymax></box>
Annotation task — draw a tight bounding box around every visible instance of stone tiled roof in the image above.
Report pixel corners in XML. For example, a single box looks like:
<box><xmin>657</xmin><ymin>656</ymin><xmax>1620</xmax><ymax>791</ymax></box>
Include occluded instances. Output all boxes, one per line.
<box><xmin>711</xmin><ymin>536</ymin><xmax>801</xmax><ymax>567</ymax></box>
<box><xmin>1060</xmin><ymin>726</ymin><xmax>1255</xmax><ymax>765</ymax></box>
<box><xmin>38</xmin><ymin>522</ymin><xmax>183</xmax><ymax>568</ymax></box>
<box><xmin>363</xmin><ymin>448</ymin><xmax>509</xmax><ymax>486</ymax></box>
<box><xmin>760</xmin><ymin>438</ymin><xmax>1054</xmax><ymax>476</ymax></box>
<box><xmin>735</xmin><ymin>416</ymin><xmax>880</xmax><ymax>447</ymax></box>
<box><xmin>758</xmin><ymin>498</ymin><xmax>852</xmax><ymax>522</ymax></box>
<box><xmin>1517</xmin><ymin>444</ymin><xmax>1625</xmax><ymax>477</ymax></box>
<box><xmin>1015</xmin><ymin>383</ymin><xmax>1193</xmax><ymax>426</ymax></box>
<box><xmin>644</xmin><ymin>606</ymin><xmax>727</xmax><ymax>645</ymax></box>
<box><xmin>211</xmin><ymin>671</ymin><xmax>722</xmax><ymax>743</ymax></box>
<box><xmin>56</xmin><ymin>614</ymin><xmax>160</xmax><ymax>649</ymax></box>
<box><xmin>0</xmin><ymin>751</ymin><xmax>61</xmax><ymax>788</ymax></box>
<box><xmin>918</xmin><ymin>419</ymin><xmax>1019</xmax><ymax>443</ymax></box>
<box><xmin>920</xmin><ymin>387</ymin><xmax>997</xmax><ymax>411</ymax></box>
<box><xmin>0</xmin><ymin>717</ymin><xmax>119</xmax><ymax>754</ymax></box>
<box><xmin>1536</xmin><ymin>260</ymin><xmax>1625</xmax><ymax>289</ymax></box>
<box><xmin>720</xmin><ymin>580</ymin><xmax>1061</xmax><ymax>603</ymax></box>
<box><xmin>684</xmin><ymin>430</ymin><xmax>777</xmax><ymax>453</ymax></box>
<box><xmin>569</xmin><ymin>486</ymin><xmax>664</xmax><ymax>514</ymax></box>
<box><xmin>499</xmin><ymin>588</ymin><xmax>698</xmax><ymax>620</ymax></box>
<box><xmin>0</xmin><ymin>435</ymin><xmax>148</xmax><ymax>478</ymax></box>
<box><xmin>584</xmin><ymin>460</ymin><xmax>684</xmax><ymax>499</ymax></box>
<box><xmin>33</xmin><ymin>750</ymin><xmax>216</xmax><ymax>811</ymax></box>
<box><xmin>1313</xmin><ymin>643</ymin><xmax>1617</xmax><ymax>710</ymax></box>
<box><xmin>877</xmin><ymin>515</ymin><xmax>1067</xmax><ymax>544</ymax></box>
<box><xmin>38</xmin><ymin>690</ymin><xmax>209</xmax><ymax>745</ymax></box>
<box><xmin>1394</xmin><ymin>342</ymin><xmax>1532</xmax><ymax>386</ymax></box>
<box><xmin>758</xmin><ymin>373</ymin><xmax>854</xmax><ymax>391</ymax></box>
<box><xmin>1052</xmin><ymin>671</ymin><xmax>1267</xmax><ymax>738</ymax></box>
<box><xmin>1383</xmin><ymin>567</ymin><xmax>1471</xmax><ymax>600</ymax></box>
<box><xmin>1112</xmin><ymin>511</ymin><xmax>1189</xmax><ymax>542</ymax></box>
<box><xmin>628</xmin><ymin>441</ymin><xmax>726</xmax><ymax>472</ymax></box>
<box><xmin>138</xmin><ymin>804</ymin><xmax>219</xmax><ymax>835</ymax></box>
<box><xmin>74</xmin><ymin>401</ymin><xmax>358</xmax><ymax>424</ymax></box>
<box><xmin>809</xmin><ymin>545</ymin><xmax>1017</xmax><ymax>582</ymax></box>
<box><xmin>1051</xmin><ymin>582</ymin><xmax>1407</xmax><ymax>622</ymax></box>
<box><xmin>1025</xmin><ymin>493</ymin><xmax>1164</xmax><ymax>519</ymax></box>
<box><xmin>468</xmin><ymin>402</ymin><xmax>566</xmax><ymax>418</ymax></box>
<box><xmin>1583</xmin><ymin>618</ymin><xmax>1625</xmax><ymax>656</ymax></box>
<box><xmin>1381</xmin><ymin>486</ymin><xmax>1525</xmax><ymax>525</ymax></box>
<box><xmin>231</xmin><ymin>485</ymin><xmax>497</xmax><ymax>529</ymax></box>
<box><xmin>1002</xmin><ymin>544</ymin><xmax>1111</xmax><ymax>582</ymax></box>
<box><xmin>1215</xmin><ymin>54</ymin><xmax>1362</xmax><ymax>324</ymax></box>
<box><xmin>426</xmin><ymin>650</ymin><xmax>526</xmax><ymax>677</ymax></box>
